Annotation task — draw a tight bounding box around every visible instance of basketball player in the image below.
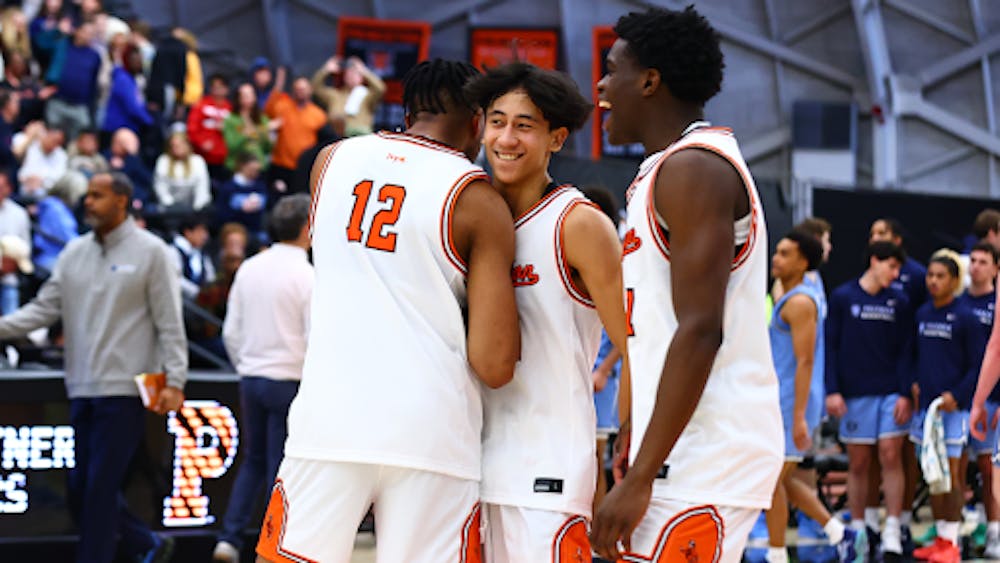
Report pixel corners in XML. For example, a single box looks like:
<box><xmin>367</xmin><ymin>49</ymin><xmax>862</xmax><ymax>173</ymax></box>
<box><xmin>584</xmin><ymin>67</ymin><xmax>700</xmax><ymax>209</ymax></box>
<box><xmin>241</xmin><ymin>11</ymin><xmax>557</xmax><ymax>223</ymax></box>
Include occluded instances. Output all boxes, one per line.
<box><xmin>590</xmin><ymin>7</ymin><xmax>784</xmax><ymax>561</ymax></box>
<box><xmin>870</xmin><ymin>218</ymin><xmax>928</xmax><ymax>308</ymax></box>
<box><xmin>825</xmin><ymin>241</ymin><xmax>911</xmax><ymax>557</ymax></box>
<box><xmin>464</xmin><ymin>62</ymin><xmax>628</xmax><ymax>562</ymax></box>
<box><xmin>764</xmin><ymin>230</ymin><xmax>864</xmax><ymax>562</ymax></box>
<box><xmin>971</xmin><ymin>261</ymin><xmax>1000</xmax><ymax>562</ymax></box>
<box><xmin>255</xmin><ymin>59</ymin><xmax>520</xmax><ymax>563</ymax></box>
<box><xmin>909</xmin><ymin>253</ymin><xmax>984</xmax><ymax>563</ymax></box>
<box><xmin>961</xmin><ymin>242</ymin><xmax>999</xmax><ymax>558</ymax></box>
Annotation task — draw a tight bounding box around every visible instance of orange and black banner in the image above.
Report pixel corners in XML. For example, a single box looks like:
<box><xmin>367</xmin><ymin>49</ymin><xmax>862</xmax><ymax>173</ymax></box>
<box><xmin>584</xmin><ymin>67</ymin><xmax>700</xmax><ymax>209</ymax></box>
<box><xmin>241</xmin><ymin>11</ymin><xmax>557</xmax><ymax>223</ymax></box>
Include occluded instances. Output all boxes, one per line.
<box><xmin>337</xmin><ymin>16</ymin><xmax>431</xmax><ymax>105</ymax></box>
<box><xmin>469</xmin><ymin>28</ymin><xmax>560</xmax><ymax>71</ymax></box>
<box><xmin>591</xmin><ymin>26</ymin><xmax>644</xmax><ymax>160</ymax></box>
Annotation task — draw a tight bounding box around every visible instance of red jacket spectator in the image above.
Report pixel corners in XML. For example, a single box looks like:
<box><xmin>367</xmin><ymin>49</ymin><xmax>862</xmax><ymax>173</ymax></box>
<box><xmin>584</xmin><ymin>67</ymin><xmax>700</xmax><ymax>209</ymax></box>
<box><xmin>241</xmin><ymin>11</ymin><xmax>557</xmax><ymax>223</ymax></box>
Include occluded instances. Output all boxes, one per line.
<box><xmin>187</xmin><ymin>74</ymin><xmax>231</xmax><ymax>167</ymax></box>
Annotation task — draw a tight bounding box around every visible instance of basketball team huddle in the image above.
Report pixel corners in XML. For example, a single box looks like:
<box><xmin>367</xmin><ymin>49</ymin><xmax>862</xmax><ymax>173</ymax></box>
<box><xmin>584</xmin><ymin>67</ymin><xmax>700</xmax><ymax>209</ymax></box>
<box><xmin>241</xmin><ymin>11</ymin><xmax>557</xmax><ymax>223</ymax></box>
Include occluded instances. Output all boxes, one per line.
<box><xmin>256</xmin><ymin>6</ymin><xmax>786</xmax><ymax>563</ymax></box>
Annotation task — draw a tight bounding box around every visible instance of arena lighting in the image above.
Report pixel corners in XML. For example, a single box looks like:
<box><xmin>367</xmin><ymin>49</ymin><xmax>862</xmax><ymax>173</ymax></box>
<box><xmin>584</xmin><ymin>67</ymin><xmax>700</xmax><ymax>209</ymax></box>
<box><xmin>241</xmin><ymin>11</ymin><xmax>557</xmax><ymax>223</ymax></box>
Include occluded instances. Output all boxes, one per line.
<box><xmin>163</xmin><ymin>400</ymin><xmax>239</xmax><ymax>526</ymax></box>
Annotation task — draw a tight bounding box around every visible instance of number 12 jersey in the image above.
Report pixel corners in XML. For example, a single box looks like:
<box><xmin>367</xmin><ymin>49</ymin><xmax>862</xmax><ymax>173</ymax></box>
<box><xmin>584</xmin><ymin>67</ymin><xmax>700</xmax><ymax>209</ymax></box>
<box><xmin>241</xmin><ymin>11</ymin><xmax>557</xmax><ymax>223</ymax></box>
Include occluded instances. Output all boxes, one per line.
<box><xmin>285</xmin><ymin>131</ymin><xmax>490</xmax><ymax>481</ymax></box>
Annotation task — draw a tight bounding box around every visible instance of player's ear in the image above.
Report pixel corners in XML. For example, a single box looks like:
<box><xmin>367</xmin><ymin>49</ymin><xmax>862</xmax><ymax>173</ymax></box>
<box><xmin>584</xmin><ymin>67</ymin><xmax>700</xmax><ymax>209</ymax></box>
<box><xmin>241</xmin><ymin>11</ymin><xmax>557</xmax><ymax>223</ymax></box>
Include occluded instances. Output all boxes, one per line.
<box><xmin>641</xmin><ymin>69</ymin><xmax>661</xmax><ymax>96</ymax></box>
<box><xmin>548</xmin><ymin>126</ymin><xmax>568</xmax><ymax>153</ymax></box>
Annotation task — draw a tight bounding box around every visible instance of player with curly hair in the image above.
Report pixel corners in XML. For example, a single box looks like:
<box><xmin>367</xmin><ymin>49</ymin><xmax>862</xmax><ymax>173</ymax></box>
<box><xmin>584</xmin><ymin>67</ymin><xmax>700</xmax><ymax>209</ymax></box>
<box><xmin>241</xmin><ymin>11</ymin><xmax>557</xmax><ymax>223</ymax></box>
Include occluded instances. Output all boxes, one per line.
<box><xmin>590</xmin><ymin>6</ymin><xmax>785</xmax><ymax>562</ymax></box>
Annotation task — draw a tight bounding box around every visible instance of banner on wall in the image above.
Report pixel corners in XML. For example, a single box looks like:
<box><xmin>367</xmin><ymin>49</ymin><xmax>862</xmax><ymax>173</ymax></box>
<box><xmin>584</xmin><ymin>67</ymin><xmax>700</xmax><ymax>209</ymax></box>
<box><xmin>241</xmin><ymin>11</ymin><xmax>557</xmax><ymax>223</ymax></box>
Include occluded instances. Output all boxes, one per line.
<box><xmin>337</xmin><ymin>17</ymin><xmax>431</xmax><ymax>127</ymax></box>
<box><xmin>469</xmin><ymin>28</ymin><xmax>560</xmax><ymax>70</ymax></box>
<box><xmin>591</xmin><ymin>26</ymin><xmax>644</xmax><ymax>160</ymax></box>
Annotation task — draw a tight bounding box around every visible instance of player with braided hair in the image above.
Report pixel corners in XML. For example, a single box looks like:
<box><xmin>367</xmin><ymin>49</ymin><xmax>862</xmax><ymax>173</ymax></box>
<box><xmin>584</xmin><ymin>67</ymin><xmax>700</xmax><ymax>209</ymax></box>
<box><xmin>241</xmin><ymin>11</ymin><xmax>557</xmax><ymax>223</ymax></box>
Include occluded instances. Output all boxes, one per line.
<box><xmin>256</xmin><ymin>59</ymin><xmax>519</xmax><ymax>562</ymax></box>
<box><xmin>591</xmin><ymin>6</ymin><xmax>783</xmax><ymax>562</ymax></box>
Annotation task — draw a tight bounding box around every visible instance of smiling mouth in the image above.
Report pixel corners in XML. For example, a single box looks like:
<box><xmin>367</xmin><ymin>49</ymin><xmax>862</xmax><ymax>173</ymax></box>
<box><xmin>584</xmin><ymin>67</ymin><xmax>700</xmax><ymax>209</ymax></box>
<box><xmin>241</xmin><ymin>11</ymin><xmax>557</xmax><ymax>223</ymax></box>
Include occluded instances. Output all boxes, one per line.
<box><xmin>494</xmin><ymin>152</ymin><xmax>521</xmax><ymax>161</ymax></box>
<box><xmin>598</xmin><ymin>100</ymin><xmax>612</xmax><ymax>110</ymax></box>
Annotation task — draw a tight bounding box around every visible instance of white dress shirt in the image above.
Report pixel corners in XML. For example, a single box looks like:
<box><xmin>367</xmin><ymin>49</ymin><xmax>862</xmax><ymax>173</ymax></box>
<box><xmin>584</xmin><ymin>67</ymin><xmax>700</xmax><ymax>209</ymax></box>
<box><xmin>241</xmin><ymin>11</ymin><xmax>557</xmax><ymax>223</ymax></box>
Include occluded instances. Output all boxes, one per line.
<box><xmin>223</xmin><ymin>243</ymin><xmax>313</xmax><ymax>380</ymax></box>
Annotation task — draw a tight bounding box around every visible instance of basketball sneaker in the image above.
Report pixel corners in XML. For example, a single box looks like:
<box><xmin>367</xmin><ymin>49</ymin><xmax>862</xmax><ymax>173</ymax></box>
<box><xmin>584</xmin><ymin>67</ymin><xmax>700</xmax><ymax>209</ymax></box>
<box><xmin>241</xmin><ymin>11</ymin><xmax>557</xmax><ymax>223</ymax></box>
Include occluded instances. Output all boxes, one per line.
<box><xmin>836</xmin><ymin>527</ymin><xmax>867</xmax><ymax>563</ymax></box>
<box><xmin>913</xmin><ymin>537</ymin><xmax>959</xmax><ymax>563</ymax></box>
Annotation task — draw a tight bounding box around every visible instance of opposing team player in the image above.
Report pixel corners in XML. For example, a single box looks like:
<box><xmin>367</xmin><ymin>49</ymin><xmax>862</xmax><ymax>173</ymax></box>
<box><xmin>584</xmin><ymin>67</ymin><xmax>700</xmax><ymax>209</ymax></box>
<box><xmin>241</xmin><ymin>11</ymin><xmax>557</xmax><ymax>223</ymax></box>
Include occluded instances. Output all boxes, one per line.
<box><xmin>764</xmin><ymin>230</ymin><xmax>865</xmax><ymax>562</ymax></box>
<box><xmin>908</xmin><ymin>253</ymin><xmax>985</xmax><ymax>563</ymax></box>
<box><xmin>464</xmin><ymin>62</ymin><xmax>629</xmax><ymax>562</ymax></box>
<box><xmin>825</xmin><ymin>241</ymin><xmax>911</xmax><ymax>557</ymax></box>
<box><xmin>962</xmin><ymin>242</ymin><xmax>1000</xmax><ymax>558</ymax></box>
<box><xmin>256</xmin><ymin>59</ymin><xmax>520</xmax><ymax>563</ymax></box>
<box><xmin>591</xmin><ymin>7</ymin><xmax>783</xmax><ymax>561</ymax></box>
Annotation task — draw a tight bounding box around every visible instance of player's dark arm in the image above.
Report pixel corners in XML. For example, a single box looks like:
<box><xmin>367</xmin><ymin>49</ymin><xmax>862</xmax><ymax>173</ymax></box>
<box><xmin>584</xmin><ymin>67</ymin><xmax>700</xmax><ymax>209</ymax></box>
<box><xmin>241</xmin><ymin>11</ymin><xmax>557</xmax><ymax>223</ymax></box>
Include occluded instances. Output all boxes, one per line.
<box><xmin>626</xmin><ymin>148</ymin><xmax>743</xmax><ymax>483</ymax></box>
<box><xmin>592</xmin><ymin>149</ymin><xmax>745</xmax><ymax>559</ymax></box>
<box><xmin>453</xmin><ymin>180</ymin><xmax>519</xmax><ymax>388</ymax></box>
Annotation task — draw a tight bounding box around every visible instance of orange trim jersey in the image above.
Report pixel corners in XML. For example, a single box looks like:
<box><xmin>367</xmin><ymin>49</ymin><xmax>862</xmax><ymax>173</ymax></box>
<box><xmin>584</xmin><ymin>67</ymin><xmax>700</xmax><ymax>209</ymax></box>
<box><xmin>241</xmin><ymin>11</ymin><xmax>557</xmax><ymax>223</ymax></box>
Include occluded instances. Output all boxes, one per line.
<box><xmin>480</xmin><ymin>186</ymin><xmax>603</xmax><ymax>517</ymax></box>
<box><xmin>623</xmin><ymin>127</ymin><xmax>782</xmax><ymax>509</ymax></box>
<box><xmin>285</xmin><ymin>131</ymin><xmax>489</xmax><ymax>480</ymax></box>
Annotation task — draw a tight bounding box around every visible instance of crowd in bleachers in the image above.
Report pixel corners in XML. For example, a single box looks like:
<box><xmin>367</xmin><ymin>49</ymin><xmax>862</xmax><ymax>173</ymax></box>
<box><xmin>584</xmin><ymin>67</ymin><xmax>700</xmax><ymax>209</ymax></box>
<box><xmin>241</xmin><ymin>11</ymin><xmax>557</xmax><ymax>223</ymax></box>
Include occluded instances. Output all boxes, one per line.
<box><xmin>0</xmin><ymin>0</ymin><xmax>386</xmax><ymax>367</ymax></box>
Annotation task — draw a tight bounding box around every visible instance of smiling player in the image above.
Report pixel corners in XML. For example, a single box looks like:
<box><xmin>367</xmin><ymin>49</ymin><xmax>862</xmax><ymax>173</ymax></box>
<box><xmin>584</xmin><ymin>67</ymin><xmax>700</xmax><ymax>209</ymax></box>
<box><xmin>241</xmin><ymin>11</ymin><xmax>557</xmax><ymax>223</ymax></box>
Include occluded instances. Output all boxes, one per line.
<box><xmin>464</xmin><ymin>62</ymin><xmax>629</xmax><ymax>562</ymax></box>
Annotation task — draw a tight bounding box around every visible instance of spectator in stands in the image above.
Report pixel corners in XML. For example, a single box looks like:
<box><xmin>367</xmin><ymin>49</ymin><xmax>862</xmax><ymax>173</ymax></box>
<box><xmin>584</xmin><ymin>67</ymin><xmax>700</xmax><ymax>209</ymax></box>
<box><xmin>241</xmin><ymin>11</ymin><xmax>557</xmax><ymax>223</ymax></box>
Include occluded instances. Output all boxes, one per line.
<box><xmin>0</xmin><ymin>172</ymin><xmax>29</xmax><ymax>315</ymax></box>
<box><xmin>870</xmin><ymin>217</ymin><xmax>929</xmax><ymax>307</ymax></box>
<box><xmin>172</xmin><ymin>213</ymin><xmax>215</xmax><ymax>299</ymax></box>
<box><xmin>217</xmin><ymin>151</ymin><xmax>267</xmax><ymax>235</ymax></box>
<box><xmin>291</xmin><ymin>124</ymin><xmax>337</xmax><ymax>202</ymax></box>
<box><xmin>1</xmin><ymin>7</ymin><xmax>33</xmax><ymax>61</ymax></box>
<box><xmin>104</xmin><ymin>127</ymin><xmax>152</xmax><ymax>206</ymax></box>
<box><xmin>264</xmin><ymin>66</ymin><xmax>326</xmax><ymax>197</ymax></box>
<box><xmin>213</xmin><ymin>194</ymin><xmax>313</xmax><ymax>563</ymax></box>
<box><xmin>146</xmin><ymin>27</ymin><xmax>188</xmax><ymax>123</ymax></box>
<box><xmin>223</xmin><ymin>82</ymin><xmax>274</xmax><ymax>172</ymax></box>
<box><xmin>128</xmin><ymin>19</ymin><xmax>155</xmax><ymax>74</ymax></box>
<box><xmin>2</xmin><ymin>50</ymin><xmax>56</xmax><ymax>128</ymax></box>
<box><xmin>154</xmin><ymin>132</ymin><xmax>211</xmax><ymax>212</ymax></box>
<box><xmin>311</xmin><ymin>55</ymin><xmax>386</xmax><ymax>137</ymax></box>
<box><xmin>0</xmin><ymin>90</ymin><xmax>20</xmax><ymax>173</ymax></box>
<box><xmin>44</xmin><ymin>19</ymin><xmax>101</xmax><ymax>140</ymax></box>
<box><xmin>219</xmin><ymin>221</ymin><xmax>250</xmax><ymax>256</ymax></box>
<box><xmin>175</xmin><ymin>29</ymin><xmax>203</xmax><ymax>109</ymax></box>
<box><xmin>14</xmin><ymin>123</ymin><xmax>68</xmax><ymax>199</ymax></box>
<box><xmin>102</xmin><ymin>43</ymin><xmax>153</xmax><ymax>137</ymax></box>
<box><xmin>33</xmin><ymin>170</ymin><xmax>86</xmax><ymax>275</ymax></box>
<box><xmin>68</xmin><ymin>127</ymin><xmax>109</xmax><ymax>177</ymax></box>
<box><xmin>0</xmin><ymin>172</ymin><xmax>185</xmax><ymax>563</ymax></box>
<box><xmin>190</xmin><ymin>227</ymin><xmax>247</xmax><ymax>362</ymax></box>
<box><xmin>249</xmin><ymin>56</ymin><xmax>272</xmax><ymax>110</ymax></box>
<box><xmin>29</xmin><ymin>0</ymin><xmax>71</xmax><ymax>73</ymax></box>
<box><xmin>187</xmin><ymin>73</ymin><xmax>232</xmax><ymax>179</ymax></box>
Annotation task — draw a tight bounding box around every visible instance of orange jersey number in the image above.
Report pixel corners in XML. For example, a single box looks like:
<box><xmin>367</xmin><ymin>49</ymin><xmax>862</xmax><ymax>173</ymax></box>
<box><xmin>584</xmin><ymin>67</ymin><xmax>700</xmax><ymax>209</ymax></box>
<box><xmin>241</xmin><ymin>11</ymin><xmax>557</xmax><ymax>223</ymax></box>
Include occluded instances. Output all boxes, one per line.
<box><xmin>346</xmin><ymin>180</ymin><xmax>407</xmax><ymax>252</ymax></box>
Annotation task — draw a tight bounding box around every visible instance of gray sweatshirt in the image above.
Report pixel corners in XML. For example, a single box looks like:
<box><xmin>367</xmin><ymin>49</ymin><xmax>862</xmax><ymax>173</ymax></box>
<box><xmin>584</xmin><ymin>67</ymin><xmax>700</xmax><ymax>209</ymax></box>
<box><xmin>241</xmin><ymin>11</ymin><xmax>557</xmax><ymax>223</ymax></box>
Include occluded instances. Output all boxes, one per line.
<box><xmin>0</xmin><ymin>217</ymin><xmax>188</xmax><ymax>397</ymax></box>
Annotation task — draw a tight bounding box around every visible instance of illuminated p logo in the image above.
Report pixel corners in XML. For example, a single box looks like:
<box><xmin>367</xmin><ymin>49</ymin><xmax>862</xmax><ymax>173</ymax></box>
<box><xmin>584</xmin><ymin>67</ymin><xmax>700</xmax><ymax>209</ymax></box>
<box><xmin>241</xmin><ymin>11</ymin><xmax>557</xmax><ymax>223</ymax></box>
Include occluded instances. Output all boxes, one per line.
<box><xmin>163</xmin><ymin>400</ymin><xmax>238</xmax><ymax>526</ymax></box>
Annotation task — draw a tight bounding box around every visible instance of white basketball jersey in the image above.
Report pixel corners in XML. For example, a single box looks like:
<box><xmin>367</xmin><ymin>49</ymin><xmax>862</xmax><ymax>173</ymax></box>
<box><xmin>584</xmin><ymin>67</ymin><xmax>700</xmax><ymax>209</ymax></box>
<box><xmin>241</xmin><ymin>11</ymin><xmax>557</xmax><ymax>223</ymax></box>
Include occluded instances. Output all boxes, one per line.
<box><xmin>623</xmin><ymin>126</ymin><xmax>783</xmax><ymax>509</ymax></box>
<box><xmin>480</xmin><ymin>185</ymin><xmax>603</xmax><ymax>517</ymax></box>
<box><xmin>284</xmin><ymin>131</ymin><xmax>489</xmax><ymax>481</ymax></box>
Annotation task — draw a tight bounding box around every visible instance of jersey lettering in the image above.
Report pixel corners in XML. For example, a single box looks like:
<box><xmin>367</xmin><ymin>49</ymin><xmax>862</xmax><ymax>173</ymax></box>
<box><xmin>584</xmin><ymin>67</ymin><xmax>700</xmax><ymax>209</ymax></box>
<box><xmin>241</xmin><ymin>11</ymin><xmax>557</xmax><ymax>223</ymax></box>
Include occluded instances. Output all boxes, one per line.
<box><xmin>511</xmin><ymin>264</ymin><xmax>540</xmax><ymax>287</ymax></box>
<box><xmin>346</xmin><ymin>180</ymin><xmax>407</xmax><ymax>252</ymax></box>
